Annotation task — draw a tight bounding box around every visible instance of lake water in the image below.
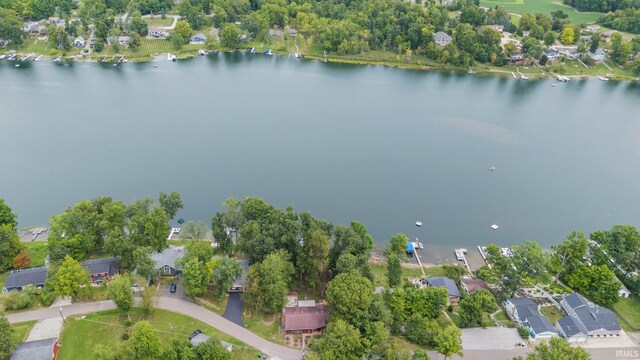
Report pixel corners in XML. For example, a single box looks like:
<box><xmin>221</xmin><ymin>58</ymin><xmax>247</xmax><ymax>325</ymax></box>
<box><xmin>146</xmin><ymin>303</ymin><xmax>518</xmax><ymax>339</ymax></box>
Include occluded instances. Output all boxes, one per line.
<box><xmin>2</xmin><ymin>53</ymin><xmax>640</xmax><ymax>251</ymax></box>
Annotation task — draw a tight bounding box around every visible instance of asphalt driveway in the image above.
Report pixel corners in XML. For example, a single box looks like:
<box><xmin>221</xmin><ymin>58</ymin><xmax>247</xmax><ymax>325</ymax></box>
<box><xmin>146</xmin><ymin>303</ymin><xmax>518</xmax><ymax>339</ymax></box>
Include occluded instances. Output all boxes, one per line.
<box><xmin>223</xmin><ymin>292</ymin><xmax>245</xmax><ymax>327</ymax></box>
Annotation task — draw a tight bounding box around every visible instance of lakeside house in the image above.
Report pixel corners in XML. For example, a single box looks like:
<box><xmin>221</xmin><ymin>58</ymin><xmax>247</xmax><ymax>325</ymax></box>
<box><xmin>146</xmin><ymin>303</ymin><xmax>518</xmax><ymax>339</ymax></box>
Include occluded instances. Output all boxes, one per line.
<box><xmin>151</xmin><ymin>246</ymin><xmax>185</xmax><ymax>276</ymax></box>
<box><xmin>3</xmin><ymin>267</ymin><xmax>48</xmax><ymax>293</ymax></box>
<box><xmin>83</xmin><ymin>257</ymin><xmax>119</xmax><ymax>284</ymax></box>
<box><xmin>190</xmin><ymin>33</ymin><xmax>206</xmax><ymax>44</ymax></box>
<box><xmin>487</xmin><ymin>24</ymin><xmax>504</xmax><ymax>33</ymax></box>
<box><xmin>543</xmin><ymin>49</ymin><xmax>560</xmax><ymax>61</ymax></box>
<box><xmin>426</xmin><ymin>277</ymin><xmax>461</xmax><ymax>304</ymax></box>
<box><xmin>585</xmin><ymin>24</ymin><xmax>600</xmax><ymax>32</ymax></box>
<box><xmin>10</xmin><ymin>337</ymin><xmax>59</xmax><ymax>360</ymax></box>
<box><xmin>460</xmin><ymin>278</ymin><xmax>489</xmax><ymax>294</ymax></box>
<box><xmin>589</xmin><ymin>48</ymin><xmax>605</xmax><ymax>61</ymax></box>
<box><xmin>433</xmin><ymin>31</ymin><xmax>452</xmax><ymax>46</ymax></box>
<box><xmin>149</xmin><ymin>27</ymin><xmax>166</xmax><ymax>38</ymax></box>
<box><xmin>289</xmin><ymin>28</ymin><xmax>298</xmax><ymax>37</ymax></box>
<box><xmin>74</xmin><ymin>36</ymin><xmax>85</xmax><ymax>48</ymax></box>
<box><xmin>601</xmin><ymin>30</ymin><xmax>617</xmax><ymax>41</ymax></box>
<box><xmin>118</xmin><ymin>36</ymin><xmax>131</xmax><ymax>47</ymax></box>
<box><xmin>558</xmin><ymin>293</ymin><xmax>620</xmax><ymax>338</ymax></box>
<box><xmin>268</xmin><ymin>29</ymin><xmax>284</xmax><ymax>39</ymax></box>
<box><xmin>282</xmin><ymin>301</ymin><xmax>329</xmax><ymax>335</ymax></box>
<box><xmin>505</xmin><ymin>297</ymin><xmax>558</xmax><ymax>339</ymax></box>
<box><xmin>229</xmin><ymin>259</ymin><xmax>249</xmax><ymax>292</ymax></box>
<box><xmin>48</xmin><ymin>17</ymin><xmax>65</xmax><ymax>28</ymax></box>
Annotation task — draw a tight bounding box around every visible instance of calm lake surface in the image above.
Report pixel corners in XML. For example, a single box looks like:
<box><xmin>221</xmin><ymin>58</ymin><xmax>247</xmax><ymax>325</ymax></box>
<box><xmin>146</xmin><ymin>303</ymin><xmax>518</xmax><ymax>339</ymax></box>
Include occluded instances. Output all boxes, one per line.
<box><xmin>2</xmin><ymin>53</ymin><xmax>640</xmax><ymax>251</ymax></box>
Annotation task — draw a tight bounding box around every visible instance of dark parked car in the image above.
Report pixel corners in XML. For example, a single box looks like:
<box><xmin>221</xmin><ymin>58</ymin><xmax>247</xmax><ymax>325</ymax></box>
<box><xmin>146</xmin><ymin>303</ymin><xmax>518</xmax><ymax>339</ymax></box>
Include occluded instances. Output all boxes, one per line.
<box><xmin>170</xmin><ymin>283</ymin><xmax>177</xmax><ymax>293</ymax></box>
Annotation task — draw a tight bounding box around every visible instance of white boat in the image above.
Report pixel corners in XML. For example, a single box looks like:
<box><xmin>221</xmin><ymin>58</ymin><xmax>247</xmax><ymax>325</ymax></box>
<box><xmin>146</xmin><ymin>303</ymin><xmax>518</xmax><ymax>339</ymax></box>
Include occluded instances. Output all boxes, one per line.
<box><xmin>562</xmin><ymin>75</ymin><xmax>571</xmax><ymax>82</ymax></box>
<box><xmin>552</xmin><ymin>83</ymin><xmax>556</xmax><ymax>87</ymax></box>
<box><xmin>520</xmin><ymin>74</ymin><xmax>528</xmax><ymax>80</ymax></box>
<box><xmin>490</xmin><ymin>166</ymin><xmax>496</xmax><ymax>171</ymax></box>
<box><xmin>415</xmin><ymin>221</ymin><xmax>422</xmax><ymax>227</ymax></box>
<box><xmin>15</xmin><ymin>64</ymin><xmax>20</xmax><ymax>67</ymax></box>
<box><xmin>198</xmin><ymin>49</ymin><xmax>206</xmax><ymax>55</ymax></box>
<box><xmin>490</xmin><ymin>224</ymin><xmax>499</xmax><ymax>230</ymax></box>
<box><xmin>250</xmin><ymin>47</ymin><xmax>256</xmax><ymax>53</ymax></box>
<box><xmin>0</xmin><ymin>55</ymin><xmax>6</xmax><ymax>60</ymax></box>
<box><xmin>556</xmin><ymin>75</ymin><xmax>565</xmax><ymax>82</ymax></box>
<box><xmin>416</xmin><ymin>238</ymin><xmax>424</xmax><ymax>250</ymax></box>
<box><xmin>598</xmin><ymin>76</ymin><xmax>609</xmax><ymax>81</ymax></box>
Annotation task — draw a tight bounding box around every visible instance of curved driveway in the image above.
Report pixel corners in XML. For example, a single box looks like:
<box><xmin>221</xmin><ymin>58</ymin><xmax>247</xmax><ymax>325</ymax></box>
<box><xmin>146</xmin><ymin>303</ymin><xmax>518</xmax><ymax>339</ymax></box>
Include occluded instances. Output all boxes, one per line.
<box><xmin>7</xmin><ymin>297</ymin><xmax>302</xmax><ymax>360</ymax></box>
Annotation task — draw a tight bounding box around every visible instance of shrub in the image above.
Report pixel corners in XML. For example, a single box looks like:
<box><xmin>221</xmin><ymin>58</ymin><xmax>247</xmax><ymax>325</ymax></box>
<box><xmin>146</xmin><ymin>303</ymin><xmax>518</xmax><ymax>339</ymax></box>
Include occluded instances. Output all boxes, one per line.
<box><xmin>121</xmin><ymin>332</ymin><xmax>129</xmax><ymax>340</ymax></box>
<box><xmin>40</xmin><ymin>288</ymin><xmax>56</xmax><ymax>306</ymax></box>
<box><xmin>517</xmin><ymin>326</ymin><xmax>530</xmax><ymax>339</ymax></box>
<box><xmin>13</xmin><ymin>252</ymin><xmax>32</xmax><ymax>269</ymax></box>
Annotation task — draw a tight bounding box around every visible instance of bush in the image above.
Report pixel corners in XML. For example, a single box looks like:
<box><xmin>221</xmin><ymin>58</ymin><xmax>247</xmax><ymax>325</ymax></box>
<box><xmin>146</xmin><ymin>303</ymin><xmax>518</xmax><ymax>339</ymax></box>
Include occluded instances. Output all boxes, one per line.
<box><xmin>121</xmin><ymin>332</ymin><xmax>129</xmax><ymax>340</ymax></box>
<box><xmin>517</xmin><ymin>326</ymin><xmax>530</xmax><ymax>339</ymax></box>
<box><xmin>40</xmin><ymin>288</ymin><xmax>56</xmax><ymax>306</ymax></box>
<box><xmin>447</xmin><ymin>305</ymin><xmax>453</xmax><ymax>313</ymax></box>
<box><xmin>0</xmin><ymin>290</ymin><xmax>34</xmax><ymax>310</ymax></box>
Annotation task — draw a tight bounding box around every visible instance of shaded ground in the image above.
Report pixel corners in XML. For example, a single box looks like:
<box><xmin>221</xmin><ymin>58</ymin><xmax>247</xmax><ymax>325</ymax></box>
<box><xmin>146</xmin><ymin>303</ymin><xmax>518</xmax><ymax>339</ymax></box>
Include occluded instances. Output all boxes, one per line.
<box><xmin>223</xmin><ymin>292</ymin><xmax>245</xmax><ymax>327</ymax></box>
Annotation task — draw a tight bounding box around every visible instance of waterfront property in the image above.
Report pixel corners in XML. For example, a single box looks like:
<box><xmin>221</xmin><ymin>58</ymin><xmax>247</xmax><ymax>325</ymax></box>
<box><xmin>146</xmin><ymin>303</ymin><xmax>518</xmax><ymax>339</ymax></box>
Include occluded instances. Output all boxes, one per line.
<box><xmin>504</xmin><ymin>297</ymin><xmax>558</xmax><ymax>339</ymax></box>
<box><xmin>229</xmin><ymin>259</ymin><xmax>249</xmax><ymax>293</ymax></box>
<box><xmin>74</xmin><ymin>37</ymin><xmax>85</xmax><ymax>48</ymax></box>
<box><xmin>3</xmin><ymin>267</ymin><xmax>47</xmax><ymax>293</ymax></box>
<box><xmin>190</xmin><ymin>33</ymin><xmax>207</xmax><ymax>45</ymax></box>
<box><xmin>558</xmin><ymin>293</ymin><xmax>621</xmax><ymax>338</ymax></box>
<box><xmin>426</xmin><ymin>277</ymin><xmax>461</xmax><ymax>304</ymax></box>
<box><xmin>83</xmin><ymin>257</ymin><xmax>119</xmax><ymax>284</ymax></box>
<box><xmin>282</xmin><ymin>301</ymin><xmax>328</xmax><ymax>335</ymax></box>
<box><xmin>555</xmin><ymin>314</ymin><xmax>588</xmax><ymax>342</ymax></box>
<box><xmin>148</xmin><ymin>27</ymin><xmax>167</xmax><ymax>38</ymax></box>
<box><xmin>11</xmin><ymin>337</ymin><xmax>59</xmax><ymax>360</ymax></box>
<box><xmin>460</xmin><ymin>278</ymin><xmax>489</xmax><ymax>294</ymax></box>
<box><xmin>151</xmin><ymin>246</ymin><xmax>185</xmax><ymax>276</ymax></box>
<box><xmin>589</xmin><ymin>48</ymin><xmax>606</xmax><ymax>61</ymax></box>
<box><xmin>433</xmin><ymin>31</ymin><xmax>452</xmax><ymax>46</ymax></box>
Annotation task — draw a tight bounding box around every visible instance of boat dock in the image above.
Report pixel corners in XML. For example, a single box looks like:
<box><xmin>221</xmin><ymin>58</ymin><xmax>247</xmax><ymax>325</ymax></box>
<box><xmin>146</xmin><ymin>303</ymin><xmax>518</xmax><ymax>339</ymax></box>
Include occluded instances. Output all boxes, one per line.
<box><xmin>454</xmin><ymin>248</ymin><xmax>472</xmax><ymax>274</ymax></box>
<box><xmin>167</xmin><ymin>227</ymin><xmax>181</xmax><ymax>240</ymax></box>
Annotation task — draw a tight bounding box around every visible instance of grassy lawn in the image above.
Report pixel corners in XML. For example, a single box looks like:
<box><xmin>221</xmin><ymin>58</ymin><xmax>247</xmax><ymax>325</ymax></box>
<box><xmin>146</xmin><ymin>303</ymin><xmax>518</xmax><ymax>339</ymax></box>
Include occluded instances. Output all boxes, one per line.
<box><xmin>612</xmin><ymin>296</ymin><xmax>640</xmax><ymax>332</ymax></box>
<box><xmin>540</xmin><ymin>306</ymin><xmax>564</xmax><ymax>325</ymax></box>
<box><xmin>0</xmin><ymin>272</ymin><xmax>8</xmax><ymax>289</ymax></box>
<box><xmin>12</xmin><ymin>320</ymin><xmax>37</xmax><ymax>343</ymax></box>
<box><xmin>242</xmin><ymin>309</ymin><xmax>285</xmax><ymax>345</ymax></box>
<box><xmin>144</xmin><ymin>17</ymin><xmax>174</xmax><ymax>27</ymax></box>
<box><xmin>23</xmin><ymin>242</ymin><xmax>49</xmax><ymax>267</ymax></box>
<box><xmin>479</xmin><ymin>0</ymin><xmax>601</xmax><ymax>24</ymax></box>
<box><xmin>57</xmin><ymin>308</ymin><xmax>258</xmax><ymax>360</ymax></box>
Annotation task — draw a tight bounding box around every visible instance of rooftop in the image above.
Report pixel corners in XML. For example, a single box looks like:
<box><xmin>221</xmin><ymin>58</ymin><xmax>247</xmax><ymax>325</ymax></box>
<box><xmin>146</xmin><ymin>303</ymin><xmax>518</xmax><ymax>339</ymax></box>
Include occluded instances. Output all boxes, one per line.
<box><xmin>283</xmin><ymin>303</ymin><xmax>328</xmax><ymax>332</ymax></box>
<box><xmin>83</xmin><ymin>257</ymin><xmax>119</xmax><ymax>276</ymax></box>
<box><xmin>427</xmin><ymin>277</ymin><xmax>461</xmax><ymax>298</ymax></box>
<box><xmin>460</xmin><ymin>278</ymin><xmax>488</xmax><ymax>293</ymax></box>
<box><xmin>151</xmin><ymin>247</ymin><xmax>185</xmax><ymax>270</ymax></box>
<box><xmin>4</xmin><ymin>267</ymin><xmax>47</xmax><ymax>290</ymax></box>
<box><xmin>10</xmin><ymin>337</ymin><xmax>57</xmax><ymax>360</ymax></box>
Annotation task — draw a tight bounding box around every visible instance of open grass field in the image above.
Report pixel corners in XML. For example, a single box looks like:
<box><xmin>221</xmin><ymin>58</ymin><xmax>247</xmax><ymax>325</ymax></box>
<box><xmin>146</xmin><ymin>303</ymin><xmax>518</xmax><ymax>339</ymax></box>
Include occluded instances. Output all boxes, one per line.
<box><xmin>57</xmin><ymin>308</ymin><xmax>258</xmax><ymax>360</ymax></box>
<box><xmin>370</xmin><ymin>262</ymin><xmax>450</xmax><ymax>287</ymax></box>
<box><xmin>480</xmin><ymin>0</ymin><xmax>601</xmax><ymax>24</ymax></box>
<box><xmin>23</xmin><ymin>242</ymin><xmax>48</xmax><ymax>267</ymax></box>
<box><xmin>243</xmin><ymin>310</ymin><xmax>285</xmax><ymax>345</ymax></box>
<box><xmin>612</xmin><ymin>296</ymin><xmax>640</xmax><ymax>332</ymax></box>
<box><xmin>144</xmin><ymin>17</ymin><xmax>175</xmax><ymax>27</ymax></box>
<box><xmin>12</xmin><ymin>320</ymin><xmax>37</xmax><ymax>343</ymax></box>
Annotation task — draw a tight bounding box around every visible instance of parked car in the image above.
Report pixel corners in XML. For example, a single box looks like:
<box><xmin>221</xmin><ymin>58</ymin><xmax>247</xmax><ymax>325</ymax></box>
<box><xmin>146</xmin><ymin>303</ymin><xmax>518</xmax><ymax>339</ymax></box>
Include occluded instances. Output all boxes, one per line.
<box><xmin>170</xmin><ymin>283</ymin><xmax>177</xmax><ymax>293</ymax></box>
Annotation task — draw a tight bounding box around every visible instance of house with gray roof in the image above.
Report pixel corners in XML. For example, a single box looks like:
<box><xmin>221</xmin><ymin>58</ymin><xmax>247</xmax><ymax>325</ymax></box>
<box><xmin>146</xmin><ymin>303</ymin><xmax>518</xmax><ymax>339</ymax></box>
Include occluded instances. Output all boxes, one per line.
<box><xmin>433</xmin><ymin>31</ymin><xmax>452</xmax><ymax>46</ymax></box>
<box><xmin>426</xmin><ymin>277</ymin><xmax>461</xmax><ymax>304</ymax></box>
<box><xmin>3</xmin><ymin>267</ymin><xmax>48</xmax><ymax>293</ymax></box>
<box><xmin>555</xmin><ymin>314</ymin><xmax>588</xmax><ymax>342</ymax></box>
<box><xmin>151</xmin><ymin>246</ymin><xmax>185</xmax><ymax>276</ymax></box>
<box><xmin>589</xmin><ymin>48</ymin><xmax>605</xmax><ymax>61</ymax></box>
<box><xmin>560</xmin><ymin>293</ymin><xmax>621</xmax><ymax>337</ymax></box>
<box><xmin>229</xmin><ymin>259</ymin><xmax>249</xmax><ymax>292</ymax></box>
<box><xmin>505</xmin><ymin>297</ymin><xmax>558</xmax><ymax>339</ymax></box>
<box><xmin>10</xmin><ymin>337</ymin><xmax>58</xmax><ymax>360</ymax></box>
<box><xmin>83</xmin><ymin>257</ymin><xmax>119</xmax><ymax>284</ymax></box>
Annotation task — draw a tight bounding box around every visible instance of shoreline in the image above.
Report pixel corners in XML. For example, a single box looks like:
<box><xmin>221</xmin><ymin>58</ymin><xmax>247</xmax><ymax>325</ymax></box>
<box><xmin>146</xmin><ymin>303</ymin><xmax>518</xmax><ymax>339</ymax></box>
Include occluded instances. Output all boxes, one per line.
<box><xmin>3</xmin><ymin>47</ymin><xmax>639</xmax><ymax>82</ymax></box>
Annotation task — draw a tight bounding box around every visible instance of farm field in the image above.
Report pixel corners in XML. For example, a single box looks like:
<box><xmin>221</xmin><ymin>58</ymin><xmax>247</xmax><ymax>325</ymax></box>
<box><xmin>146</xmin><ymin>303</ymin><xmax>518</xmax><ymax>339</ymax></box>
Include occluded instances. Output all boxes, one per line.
<box><xmin>480</xmin><ymin>0</ymin><xmax>601</xmax><ymax>24</ymax></box>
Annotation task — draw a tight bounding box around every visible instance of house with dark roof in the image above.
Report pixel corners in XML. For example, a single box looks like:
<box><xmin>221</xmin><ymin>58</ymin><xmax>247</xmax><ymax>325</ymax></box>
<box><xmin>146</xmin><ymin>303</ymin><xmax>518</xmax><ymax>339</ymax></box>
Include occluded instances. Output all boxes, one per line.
<box><xmin>151</xmin><ymin>247</ymin><xmax>185</xmax><ymax>276</ymax></box>
<box><xmin>3</xmin><ymin>267</ymin><xmax>48</xmax><ymax>293</ymax></box>
<box><xmin>426</xmin><ymin>277</ymin><xmax>461</xmax><ymax>304</ymax></box>
<box><xmin>10</xmin><ymin>337</ymin><xmax>59</xmax><ymax>360</ymax></box>
<box><xmin>190</xmin><ymin>33</ymin><xmax>207</xmax><ymax>44</ymax></box>
<box><xmin>555</xmin><ymin>314</ymin><xmax>588</xmax><ymax>342</ymax></box>
<box><xmin>282</xmin><ymin>302</ymin><xmax>328</xmax><ymax>334</ymax></box>
<box><xmin>460</xmin><ymin>278</ymin><xmax>489</xmax><ymax>294</ymax></box>
<box><xmin>433</xmin><ymin>31</ymin><xmax>452</xmax><ymax>46</ymax></box>
<box><xmin>229</xmin><ymin>259</ymin><xmax>249</xmax><ymax>292</ymax></box>
<box><xmin>559</xmin><ymin>293</ymin><xmax>621</xmax><ymax>337</ymax></box>
<box><xmin>83</xmin><ymin>257</ymin><xmax>119</xmax><ymax>284</ymax></box>
<box><xmin>504</xmin><ymin>297</ymin><xmax>558</xmax><ymax>339</ymax></box>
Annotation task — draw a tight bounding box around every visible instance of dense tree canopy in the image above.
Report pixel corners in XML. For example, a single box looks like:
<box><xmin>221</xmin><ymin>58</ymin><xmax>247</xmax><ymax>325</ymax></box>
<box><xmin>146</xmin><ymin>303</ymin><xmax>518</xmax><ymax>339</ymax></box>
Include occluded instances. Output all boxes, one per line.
<box><xmin>0</xmin><ymin>198</ymin><xmax>17</xmax><ymax>230</ymax></box>
<box><xmin>0</xmin><ymin>224</ymin><xmax>23</xmax><ymax>272</ymax></box>
<box><xmin>244</xmin><ymin>250</ymin><xmax>294</xmax><ymax>313</ymax></box>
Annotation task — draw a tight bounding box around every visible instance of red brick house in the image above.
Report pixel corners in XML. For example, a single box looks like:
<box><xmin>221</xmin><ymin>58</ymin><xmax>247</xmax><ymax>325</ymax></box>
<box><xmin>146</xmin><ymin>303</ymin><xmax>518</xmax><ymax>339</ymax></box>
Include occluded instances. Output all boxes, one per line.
<box><xmin>282</xmin><ymin>302</ymin><xmax>328</xmax><ymax>335</ymax></box>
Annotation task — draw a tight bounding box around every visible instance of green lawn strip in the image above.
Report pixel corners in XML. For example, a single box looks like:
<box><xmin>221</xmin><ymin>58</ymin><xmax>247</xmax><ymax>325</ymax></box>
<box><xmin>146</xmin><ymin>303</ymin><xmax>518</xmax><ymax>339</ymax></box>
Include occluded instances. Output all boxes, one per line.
<box><xmin>370</xmin><ymin>262</ymin><xmax>448</xmax><ymax>287</ymax></box>
<box><xmin>242</xmin><ymin>309</ymin><xmax>286</xmax><ymax>345</ymax></box>
<box><xmin>612</xmin><ymin>297</ymin><xmax>640</xmax><ymax>332</ymax></box>
<box><xmin>479</xmin><ymin>0</ymin><xmax>601</xmax><ymax>24</ymax></box>
<box><xmin>539</xmin><ymin>305</ymin><xmax>564</xmax><ymax>325</ymax></box>
<box><xmin>12</xmin><ymin>320</ymin><xmax>37</xmax><ymax>343</ymax></box>
<box><xmin>57</xmin><ymin>308</ymin><xmax>258</xmax><ymax>360</ymax></box>
<box><xmin>448</xmin><ymin>310</ymin><xmax>463</xmax><ymax>328</ymax></box>
<box><xmin>23</xmin><ymin>242</ymin><xmax>49</xmax><ymax>267</ymax></box>
<box><xmin>144</xmin><ymin>17</ymin><xmax>174</xmax><ymax>27</ymax></box>
<box><xmin>0</xmin><ymin>272</ymin><xmax>8</xmax><ymax>289</ymax></box>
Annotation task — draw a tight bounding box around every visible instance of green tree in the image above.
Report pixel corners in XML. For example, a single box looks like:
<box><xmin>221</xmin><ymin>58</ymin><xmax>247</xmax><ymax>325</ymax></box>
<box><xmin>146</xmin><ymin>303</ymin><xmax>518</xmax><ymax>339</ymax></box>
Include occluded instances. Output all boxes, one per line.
<box><xmin>129</xmin><ymin>33</ymin><xmax>142</xmax><ymax>51</ymax></box>
<box><xmin>590</xmin><ymin>225</ymin><xmax>640</xmax><ymax>274</ymax></box>
<box><xmin>174</xmin><ymin>20</ymin><xmax>193</xmax><ymax>45</ymax></box>
<box><xmin>245</xmin><ymin>250</ymin><xmax>294</xmax><ymax>313</ymax></box>
<box><xmin>210</xmin><ymin>256</ymin><xmax>242</xmax><ymax>299</ymax></box>
<box><xmin>550</xmin><ymin>231</ymin><xmax>588</xmax><ymax>281</ymax></box>
<box><xmin>161</xmin><ymin>338</ymin><xmax>195</xmax><ymax>360</ymax></box>
<box><xmin>459</xmin><ymin>289</ymin><xmax>498</xmax><ymax>328</ymax></box>
<box><xmin>387</xmin><ymin>253</ymin><xmax>402</xmax><ymax>288</ymax></box>
<box><xmin>443</xmin><ymin>264</ymin><xmax>466</xmax><ymax>283</ymax></box>
<box><xmin>311</xmin><ymin>319</ymin><xmax>364</xmax><ymax>359</ymax></box>
<box><xmin>387</xmin><ymin>233</ymin><xmax>408</xmax><ymax>256</ymax></box>
<box><xmin>0</xmin><ymin>198</ymin><xmax>17</xmax><ymax>230</ymax></box>
<box><xmin>525</xmin><ymin>337</ymin><xmax>590</xmax><ymax>360</ymax></box>
<box><xmin>412</xmin><ymin>349</ymin><xmax>432</xmax><ymax>360</ymax></box>
<box><xmin>0</xmin><ymin>9</ymin><xmax>25</xmax><ymax>45</ymax></box>
<box><xmin>405</xmin><ymin>314</ymin><xmax>438</xmax><ymax>345</ymax></box>
<box><xmin>134</xmin><ymin>247</ymin><xmax>157</xmax><ymax>280</ymax></box>
<box><xmin>183</xmin><ymin>239</ymin><xmax>215</xmax><ymax>264</ymax></box>
<box><xmin>0</xmin><ymin>311</ymin><xmax>15</xmax><ymax>360</ymax></box>
<box><xmin>0</xmin><ymin>224</ymin><xmax>23</xmax><ymax>272</ymax></box>
<box><xmin>193</xmin><ymin>338</ymin><xmax>232</xmax><ymax>359</ymax></box>
<box><xmin>52</xmin><ymin>255</ymin><xmax>90</xmax><ymax>298</ymax></box>
<box><xmin>129</xmin><ymin>11</ymin><xmax>149</xmax><ymax>36</ymax></box>
<box><xmin>297</xmin><ymin>228</ymin><xmax>329</xmax><ymax>290</ymax></box>
<box><xmin>127</xmin><ymin>198</ymin><xmax>170</xmax><ymax>252</ymax></box>
<box><xmin>512</xmin><ymin>240</ymin><xmax>550</xmax><ymax>284</ymax></box>
<box><xmin>543</xmin><ymin>31</ymin><xmax>556</xmax><ymax>46</ymax></box>
<box><xmin>220</xmin><ymin>23</ymin><xmax>242</xmax><ymax>49</ymax></box>
<box><xmin>181</xmin><ymin>220</ymin><xmax>208</xmax><ymax>240</ymax></box>
<box><xmin>589</xmin><ymin>34</ymin><xmax>600</xmax><ymax>54</ymax></box>
<box><xmin>140</xmin><ymin>282</ymin><xmax>157</xmax><ymax>315</ymax></box>
<box><xmin>566</xmin><ymin>265</ymin><xmax>620</xmax><ymax>306</ymax></box>
<box><xmin>182</xmin><ymin>257</ymin><xmax>206</xmax><ymax>297</ymax></box>
<box><xmin>335</xmin><ymin>253</ymin><xmax>358</xmax><ymax>275</ymax></box>
<box><xmin>326</xmin><ymin>271</ymin><xmax>373</xmax><ymax>325</ymax></box>
<box><xmin>108</xmin><ymin>274</ymin><xmax>134</xmax><ymax>314</ymax></box>
<box><xmin>158</xmin><ymin>192</ymin><xmax>183</xmax><ymax>220</ymax></box>
<box><xmin>522</xmin><ymin>37</ymin><xmax>543</xmax><ymax>60</ymax></box>
<box><xmin>559</xmin><ymin>26</ymin><xmax>574</xmax><ymax>45</ymax></box>
<box><xmin>611</xmin><ymin>33</ymin><xmax>632</xmax><ymax>64</ymax></box>
<box><xmin>433</xmin><ymin>326</ymin><xmax>463</xmax><ymax>360</ymax></box>
<box><xmin>126</xmin><ymin>321</ymin><xmax>162</xmax><ymax>360</ymax></box>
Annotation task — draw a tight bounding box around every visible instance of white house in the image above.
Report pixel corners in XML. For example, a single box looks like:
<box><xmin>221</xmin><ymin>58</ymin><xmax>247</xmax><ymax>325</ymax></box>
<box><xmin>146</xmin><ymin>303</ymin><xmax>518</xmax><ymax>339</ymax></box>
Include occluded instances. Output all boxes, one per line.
<box><xmin>149</xmin><ymin>27</ymin><xmax>166</xmax><ymax>38</ymax></box>
<box><xmin>74</xmin><ymin>36</ymin><xmax>85</xmax><ymax>48</ymax></box>
<box><xmin>543</xmin><ymin>49</ymin><xmax>560</xmax><ymax>61</ymax></box>
<box><xmin>589</xmin><ymin>48</ymin><xmax>605</xmax><ymax>61</ymax></box>
<box><xmin>433</xmin><ymin>31</ymin><xmax>452</xmax><ymax>46</ymax></box>
<box><xmin>505</xmin><ymin>297</ymin><xmax>558</xmax><ymax>339</ymax></box>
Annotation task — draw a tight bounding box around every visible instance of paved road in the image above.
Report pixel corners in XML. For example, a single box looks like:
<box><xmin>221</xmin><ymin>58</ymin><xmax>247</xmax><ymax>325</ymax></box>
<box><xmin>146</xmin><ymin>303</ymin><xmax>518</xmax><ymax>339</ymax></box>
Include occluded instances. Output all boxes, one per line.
<box><xmin>7</xmin><ymin>297</ymin><xmax>302</xmax><ymax>360</ymax></box>
<box><xmin>223</xmin><ymin>292</ymin><xmax>244</xmax><ymax>326</ymax></box>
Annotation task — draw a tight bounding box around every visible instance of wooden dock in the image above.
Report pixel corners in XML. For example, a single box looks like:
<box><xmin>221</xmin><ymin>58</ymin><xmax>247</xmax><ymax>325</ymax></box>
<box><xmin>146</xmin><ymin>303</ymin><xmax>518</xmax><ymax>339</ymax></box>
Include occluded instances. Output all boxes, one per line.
<box><xmin>413</xmin><ymin>249</ymin><xmax>426</xmax><ymax>277</ymax></box>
